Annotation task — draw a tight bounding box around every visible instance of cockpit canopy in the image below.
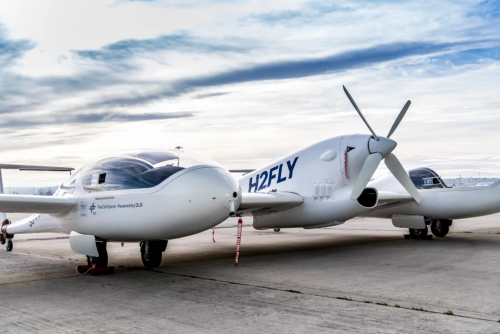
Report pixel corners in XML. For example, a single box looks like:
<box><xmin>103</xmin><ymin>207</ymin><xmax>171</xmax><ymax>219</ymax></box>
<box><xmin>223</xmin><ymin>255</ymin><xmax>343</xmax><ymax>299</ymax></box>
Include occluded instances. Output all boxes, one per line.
<box><xmin>409</xmin><ymin>167</ymin><xmax>449</xmax><ymax>189</ymax></box>
<box><xmin>67</xmin><ymin>150</ymin><xmax>220</xmax><ymax>193</ymax></box>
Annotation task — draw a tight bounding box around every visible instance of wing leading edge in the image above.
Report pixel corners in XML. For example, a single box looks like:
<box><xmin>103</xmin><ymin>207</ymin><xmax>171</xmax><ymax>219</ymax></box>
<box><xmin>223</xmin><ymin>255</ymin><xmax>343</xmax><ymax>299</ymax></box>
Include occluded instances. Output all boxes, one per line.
<box><xmin>375</xmin><ymin>191</ymin><xmax>414</xmax><ymax>207</ymax></box>
<box><xmin>0</xmin><ymin>195</ymin><xmax>76</xmax><ymax>213</ymax></box>
<box><xmin>238</xmin><ymin>192</ymin><xmax>304</xmax><ymax>215</ymax></box>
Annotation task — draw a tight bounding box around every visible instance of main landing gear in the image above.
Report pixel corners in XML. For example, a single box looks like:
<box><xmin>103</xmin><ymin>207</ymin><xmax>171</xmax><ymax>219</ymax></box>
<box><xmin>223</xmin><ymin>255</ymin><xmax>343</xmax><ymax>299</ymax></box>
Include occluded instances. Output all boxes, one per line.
<box><xmin>5</xmin><ymin>239</ymin><xmax>13</xmax><ymax>252</ymax></box>
<box><xmin>408</xmin><ymin>219</ymin><xmax>452</xmax><ymax>239</ymax></box>
<box><xmin>140</xmin><ymin>240</ymin><xmax>168</xmax><ymax>269</ymax></box>
<box><xmin>1</xmin><ymin>219</ymin><xmax>13</xmax><ymax>251</ymax></box>
<box><xmin>430</xmin><ymin>219</ymin><xmax>451</xmax><ymax>237</ymax></box>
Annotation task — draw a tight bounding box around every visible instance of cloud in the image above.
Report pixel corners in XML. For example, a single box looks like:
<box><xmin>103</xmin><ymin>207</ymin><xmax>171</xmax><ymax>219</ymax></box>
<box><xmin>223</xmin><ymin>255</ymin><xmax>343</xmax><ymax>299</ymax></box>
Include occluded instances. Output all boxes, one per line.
<box><xmin>194</xmin><ymin>92</ymin><xmax>231</xmax><ymax>99</ymax></box>
<box><xmin>0</xmin><ymin>111</ymin><xmax>193</xmax><ymax>128</ymax></box>
<box><xmin>430</xmin><ymin>45</ymin><xmax>500</xmax><ymax>66</ymax></box>
<box><xmin>246</xmin><ymin>2</ymin><xmax>352</xmax><ymax>25</ymax></box>
<box><xmin>72</xmin><ymin>32</ymin><xmax>249</xmax><ymax>64</ymax></box>
<box><xmin>0</xmin><ymin>28</ymin><xmax>34</xmax><ymax>68</ymax></box>
<box><xmin>83</xmin><ymin>40</ymin><xmax>488</xmax><ymax>109</ymax></box>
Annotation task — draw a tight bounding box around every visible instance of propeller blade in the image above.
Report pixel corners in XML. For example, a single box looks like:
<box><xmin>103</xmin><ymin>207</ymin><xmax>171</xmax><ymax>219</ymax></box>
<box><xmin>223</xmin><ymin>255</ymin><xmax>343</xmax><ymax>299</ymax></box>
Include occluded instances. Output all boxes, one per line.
<box><xmin>387</xmin><ymin>100</ymin><xmax>411</xmax><ymax>138</ymax></box>
<box><xmin>350</xmin><ymin>153</ymin><xmax>383</xmax><ymax>200</ymax></box>
<box><xmin>384</xmin><ymin>153</ymin><xmax>421</xmax><ymax>203</ymax></box>
<box><xmin>343</xmin><ymin>85</ymin><xmax>379</xmax><ymax>140</ymax></box>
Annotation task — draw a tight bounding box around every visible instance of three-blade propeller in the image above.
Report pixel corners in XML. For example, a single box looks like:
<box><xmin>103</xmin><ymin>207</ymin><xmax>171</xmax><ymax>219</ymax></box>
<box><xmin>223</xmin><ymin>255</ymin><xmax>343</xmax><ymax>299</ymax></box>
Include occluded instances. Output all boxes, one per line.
<box><xmin>343</xmin><ymin>85</ymin><xmax>421</xmax><ymax>204</ymax></box>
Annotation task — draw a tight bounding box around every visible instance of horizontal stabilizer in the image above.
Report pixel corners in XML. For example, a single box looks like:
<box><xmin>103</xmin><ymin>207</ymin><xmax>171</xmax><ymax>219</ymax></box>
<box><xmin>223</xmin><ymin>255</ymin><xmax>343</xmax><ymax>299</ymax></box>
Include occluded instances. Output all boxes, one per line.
<box><xmin>0</xmin><ymin>194</ymin><xmax>76</xmax><ymax>213</ymax></box>
<box><xmin>0</xmin><ymin>163</ymin><xmax>74</xmax><ymax>171</ymax></box>
<box><xmin>229</xmin><ymin>169</ymin><xmax>255</xmax><ymax>173</ymax></box>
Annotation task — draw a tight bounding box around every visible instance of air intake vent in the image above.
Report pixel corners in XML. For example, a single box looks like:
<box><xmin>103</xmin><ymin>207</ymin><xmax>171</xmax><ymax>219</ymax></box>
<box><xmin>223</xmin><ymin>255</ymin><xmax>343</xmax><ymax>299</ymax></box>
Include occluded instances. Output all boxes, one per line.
<box><xmin>357</xmin><ymin>188</ymin><xmax>378</xmax><ymax>208</ymax></box>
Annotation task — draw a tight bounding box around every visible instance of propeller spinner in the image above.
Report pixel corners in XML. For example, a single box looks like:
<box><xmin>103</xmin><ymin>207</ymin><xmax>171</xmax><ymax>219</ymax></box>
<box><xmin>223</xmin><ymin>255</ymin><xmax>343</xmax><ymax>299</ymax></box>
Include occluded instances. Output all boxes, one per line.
<box><xmin>343</xmin><ymin>85</ymin><xmax>421</xmax><ymax>203</ymax></box>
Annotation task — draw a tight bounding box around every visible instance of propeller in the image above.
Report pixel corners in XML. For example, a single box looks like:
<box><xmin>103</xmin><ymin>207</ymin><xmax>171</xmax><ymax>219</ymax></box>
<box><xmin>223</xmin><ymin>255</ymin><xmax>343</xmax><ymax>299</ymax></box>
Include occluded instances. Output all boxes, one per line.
<box><xmin>343</xmin><ymin>85</ymin><xmax>420</xmax><ymax>203</ymax></box>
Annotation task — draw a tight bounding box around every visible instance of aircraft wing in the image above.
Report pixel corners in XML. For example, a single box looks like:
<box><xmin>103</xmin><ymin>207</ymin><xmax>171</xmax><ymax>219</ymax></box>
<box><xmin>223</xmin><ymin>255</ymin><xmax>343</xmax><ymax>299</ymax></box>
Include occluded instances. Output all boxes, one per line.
<box><xmin>0</xmin><ymin>163</ymin><xmax>73</xmax><ymax>171</ymax></box>
<box><xmin>237</xmin><ymin>192</ymin><xmax>304</xmax><ymax>215</ymax></box>
<box><xmin>0</xmin><ymin>195</ymin><xmax>76</xmax><ymax>213</ymax></box>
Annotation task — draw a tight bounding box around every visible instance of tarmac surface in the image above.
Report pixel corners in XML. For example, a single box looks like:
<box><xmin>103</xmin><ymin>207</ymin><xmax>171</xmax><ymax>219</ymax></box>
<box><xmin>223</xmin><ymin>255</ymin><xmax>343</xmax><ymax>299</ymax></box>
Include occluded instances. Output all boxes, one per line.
<box><xmin>1</xmin><ymin>213</ymin><xmax>500</xmax><ymax>333</ymax></box>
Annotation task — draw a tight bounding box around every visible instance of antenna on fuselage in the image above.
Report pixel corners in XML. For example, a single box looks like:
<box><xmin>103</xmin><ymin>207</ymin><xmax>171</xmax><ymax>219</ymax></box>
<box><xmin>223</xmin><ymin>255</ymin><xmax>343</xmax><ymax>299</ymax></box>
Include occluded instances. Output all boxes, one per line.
<box><xmin>175</xmin><ymin>146</ymin><xmax>183</xmax><ymax>167</ymax></box>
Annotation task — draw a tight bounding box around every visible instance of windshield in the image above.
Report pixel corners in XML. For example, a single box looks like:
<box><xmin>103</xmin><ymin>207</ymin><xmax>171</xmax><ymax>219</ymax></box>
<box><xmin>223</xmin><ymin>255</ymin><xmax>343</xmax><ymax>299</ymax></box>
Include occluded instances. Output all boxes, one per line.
<box><xmin>409</xmin><ymin>167</ymin><xmax>448</xmax><ymax>189</ymax></box>
<box><xmin>81</xmin><ymin>149</ymin><xmax>219</xmax><ymax>193</ymax></box>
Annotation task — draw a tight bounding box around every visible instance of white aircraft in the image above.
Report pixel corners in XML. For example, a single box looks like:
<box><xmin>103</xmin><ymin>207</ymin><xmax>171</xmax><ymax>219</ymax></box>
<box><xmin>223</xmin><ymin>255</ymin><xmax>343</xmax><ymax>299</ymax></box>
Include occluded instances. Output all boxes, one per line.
<box><xmin>363</xmin><ymin>166</ymin><xmax>500</xmax><ymax>239</ymax></box>
<box><xmin>1</xmin><ymin>87</ymin><xmax>499</xmax><ymax>270</ymax></box>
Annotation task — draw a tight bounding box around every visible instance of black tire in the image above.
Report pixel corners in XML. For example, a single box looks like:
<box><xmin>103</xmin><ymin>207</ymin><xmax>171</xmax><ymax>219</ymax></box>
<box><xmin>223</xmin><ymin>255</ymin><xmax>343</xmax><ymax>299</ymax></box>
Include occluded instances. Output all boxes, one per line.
<box><xmin>87</xmin><ymin>242</ymin><xmax>108</xmax><ymax>268</ymax></box>
<box><xmin>431</xmin><ymin>220</ymin><xmax>450</xmax><ymax>237</ymax></box>
<box><xmin>6</xmin><ymin>239</ymin><xmax>13</xmax><ymax>252</ymax></box>
<box><xmin>0</xmin><ymin>234</ymin><xmax>5</xmax><ymax>245</ymax></box>
<box><xmin>409</xmin><ymin>226</ymin><xmax>428</xmax><ymax>240</ymax></box>
<box><xmin>141</xmin><ymin>250</ymin><xmax>162</xmax><ymax>268</ymax></box>
<box><xmin>274</xmin><ymin>228</ymin><xmax>281</xmax><ymax>232</ymax></box>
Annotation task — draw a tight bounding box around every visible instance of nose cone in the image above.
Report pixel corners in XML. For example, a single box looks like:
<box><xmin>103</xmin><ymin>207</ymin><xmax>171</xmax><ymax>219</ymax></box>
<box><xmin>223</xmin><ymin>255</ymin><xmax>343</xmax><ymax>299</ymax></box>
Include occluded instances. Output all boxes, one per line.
<box><xmin>161</xmin><ymin>166</ymin><xmax>241</xmax><ymax>239</ymax></box>
<box><xmin>368</xmin><ymin>136</ymin><xmax>397</xmax><ymax>158</ymax></box>
<box><xmin>181</xmin><ymin>166</ymin><xmax>240</xmax><ymax>214</ymax></box>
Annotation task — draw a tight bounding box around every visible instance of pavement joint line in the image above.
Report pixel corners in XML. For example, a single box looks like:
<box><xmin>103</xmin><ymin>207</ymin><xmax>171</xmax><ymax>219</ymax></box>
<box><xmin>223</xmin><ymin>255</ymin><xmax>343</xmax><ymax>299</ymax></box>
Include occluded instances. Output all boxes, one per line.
<box><xmin>1</xmin><ymin>260</ymin><xmax>499</xmax><ymax>324</ymax></box>
<box><xmin>151</xmin><ymin>269</ymin><xmax>499</xmax><ymax>324</ymax></box>
<box><xmin>0</xmin><ymin>273</ymin><xmax>82</xmax><ymax>286</ymax></box>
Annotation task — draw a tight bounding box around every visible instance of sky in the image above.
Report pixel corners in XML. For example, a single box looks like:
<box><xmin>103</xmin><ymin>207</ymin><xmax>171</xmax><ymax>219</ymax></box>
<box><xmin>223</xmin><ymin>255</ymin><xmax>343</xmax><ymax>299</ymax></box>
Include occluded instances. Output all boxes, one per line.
<box><xmin>0</xmin><ymin>0</ymin><xmax>499</xmax><ymax>186</ymax></box>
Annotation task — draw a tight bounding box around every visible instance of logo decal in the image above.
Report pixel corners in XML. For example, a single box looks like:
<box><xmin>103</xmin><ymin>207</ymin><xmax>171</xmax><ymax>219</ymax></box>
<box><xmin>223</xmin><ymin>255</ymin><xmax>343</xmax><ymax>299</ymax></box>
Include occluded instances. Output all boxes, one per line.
<box><xmin>248</xmin><ymin>156</ymin><xmax>299</xmax><ymax>192</ymax></box>
<box><xmin>89</xmin><ymin>203</ymin><xmax>96</xmax><ymax>215</ymax></box>
<box><xmin>28</xmin><ymin>214</ymin><xmax>40</xmax><ymax>227</ymax></box>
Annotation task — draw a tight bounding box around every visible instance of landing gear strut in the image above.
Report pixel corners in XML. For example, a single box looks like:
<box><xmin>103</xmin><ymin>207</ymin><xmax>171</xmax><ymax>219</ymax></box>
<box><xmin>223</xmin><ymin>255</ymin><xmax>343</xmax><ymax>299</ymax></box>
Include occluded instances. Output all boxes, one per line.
<box><xmin>77</xmin><ymin>240</ymin><xmax>114</xmax><ymax>276</ymax></box>
<box><xmin>409</xmin><ymin>226</ymin><xmax>428</xmax><ymax>240</ymax></box>
<box><xmin>86</xmin><ymin>241</ymin><xmax>108</xmax><ymax>268</ymax></box>
<box><xmin>431</xmin><ymin>219</ymin><xmax>451</xmax><ymax>237</ymax></box>
<box><xmin>141</xmin><ymin>240</ymin><xmax>168</xmax><ymax>269</ymax></box>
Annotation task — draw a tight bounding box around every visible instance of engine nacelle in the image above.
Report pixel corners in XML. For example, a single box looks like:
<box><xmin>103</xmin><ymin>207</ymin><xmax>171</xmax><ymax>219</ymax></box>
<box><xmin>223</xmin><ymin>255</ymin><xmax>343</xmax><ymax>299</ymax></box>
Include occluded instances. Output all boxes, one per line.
<box><xmin>357</xmin><ymin>188</ymin><xmax>378</xmax><ymax>208</ymax></box>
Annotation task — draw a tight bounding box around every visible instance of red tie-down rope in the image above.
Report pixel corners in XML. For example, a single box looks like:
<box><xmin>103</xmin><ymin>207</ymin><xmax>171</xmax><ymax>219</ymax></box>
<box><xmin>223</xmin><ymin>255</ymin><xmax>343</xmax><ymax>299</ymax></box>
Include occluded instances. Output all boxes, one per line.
<box><xmin>344</xmin><ymin>150</ymin><xmax>349</xmax><ymax>179</ymax></box>
<box><xmin>212</xmin><ymin>227</ymin><xmax>215</xmax><ymax>242</ymax></box>
<box><xmin>235</xmin><ymin>218</ymin><xmax>243</xmax><ymax>266</ymax></box>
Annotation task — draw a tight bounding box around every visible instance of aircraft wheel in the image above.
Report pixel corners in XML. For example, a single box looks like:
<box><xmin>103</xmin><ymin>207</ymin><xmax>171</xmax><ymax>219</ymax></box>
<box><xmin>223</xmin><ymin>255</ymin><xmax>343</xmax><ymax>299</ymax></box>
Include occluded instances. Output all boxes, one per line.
<box><xmin>87</xmin><ymin>241</ymin><xmax>108</xmax><ymax>268</ymax></box>
<box><xmin>409</xmin><ymin>226</ymin><xmax>428</xmax><ymax>240</ymax></box>
<box><xmin>140</xmin><ymin>241</ymin><xmax>164</xmax><ymax>269</ymax></box>
<box><xmin>141</xmin><ymin>249</ymin><xmax>162</xmax><ymax>269</ymax></box>
<box><xmin>431</xmin><ymin>220</ymin><xmax>450</xmax><ymax>237</ymax></box>
<box><xmin>274</xmin><ymin>228</ymin><xmax>281</xmax><ymax>232</ymax></box>
<box><xmin>6</xmin><ymin>239</ymin><xmax>13</xmax><ymax>252</ymax></box>
<box><xmin>0</xmin><ymin>234</ymin><xmax>5</xmax><ymax>245</ymax></box>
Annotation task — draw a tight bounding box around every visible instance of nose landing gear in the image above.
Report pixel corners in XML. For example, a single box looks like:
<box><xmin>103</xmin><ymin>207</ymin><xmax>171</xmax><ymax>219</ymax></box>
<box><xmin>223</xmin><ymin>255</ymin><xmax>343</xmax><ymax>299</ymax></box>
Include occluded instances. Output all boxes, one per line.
<box><xmin>140</xmin><ymin>240</ymin><xmax>168</xmax><ymax>269</ymax></box>
<box><xmin>86</xmin><ymin>241</ymin><xmax>108</xmax><ymax>268</ymax></box>
<box><xmin>77</xmin><ymin>241</ymin><xmax>114</xmax><ymax>276</ymax></box>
